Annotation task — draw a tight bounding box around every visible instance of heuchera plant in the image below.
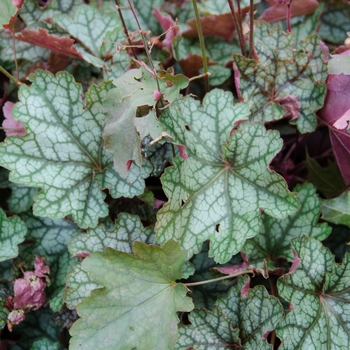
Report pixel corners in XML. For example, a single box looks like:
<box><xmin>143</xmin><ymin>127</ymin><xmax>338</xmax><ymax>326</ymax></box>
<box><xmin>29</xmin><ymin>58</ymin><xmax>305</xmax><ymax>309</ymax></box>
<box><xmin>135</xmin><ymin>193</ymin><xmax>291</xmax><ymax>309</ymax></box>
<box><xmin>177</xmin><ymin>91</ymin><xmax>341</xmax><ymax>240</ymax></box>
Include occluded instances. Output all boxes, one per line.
<box><xmin>0</xmin><ymin>0</ymin><xmax>350</xmax><ymax>349</ymax></box>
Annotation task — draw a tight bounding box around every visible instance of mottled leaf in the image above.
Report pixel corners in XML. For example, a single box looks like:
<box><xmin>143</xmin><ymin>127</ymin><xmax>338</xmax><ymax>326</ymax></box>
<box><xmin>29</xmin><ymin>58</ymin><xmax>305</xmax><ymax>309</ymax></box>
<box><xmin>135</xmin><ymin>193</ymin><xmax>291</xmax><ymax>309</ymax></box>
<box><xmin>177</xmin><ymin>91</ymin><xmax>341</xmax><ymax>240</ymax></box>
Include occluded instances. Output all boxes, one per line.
<box><xmin>234</xmin><ymin>21</ymin><xmax>327</xmax><ymax>133</ymax></box>
<box><xmin>19</xmin><ymin>0</ymin><xmax>83</xmax><ymax>26</ymax></box>
<box><xmin>0</xmin><ymin>208</ymin><xmax>27</xmax><ymax>262</ymax></box>
<box><xmin>64</xmin><ymin>263</ymin><xmax>102</xmax><ymax>310</ymax></box>
<box><xmin>30</xmin><ymin>339</ymin><xmax>60</xmax><ymax>350</ymax></box>
<box><xmin>69</xmin><ymin>241</ymin><xmax>194</xmax><ymax>350</ymax></box>
<box><xmin>68</xmin><ymin>213</ymin><xmax>156</xmax><ymax>257</ymax></box>
<box><xmin>243</xmin><ymin>183</ymin><xmax>331</xmax><ymax>267</ymax></box>
<box><xmin>322</xmin><ymin>191</ymin><xmax>350</xmax><ymax>228</ymax></box>
<box><xmin>7</xmin><ymin>183</ymin><xmax>38</xmax><ymax>214</ymax></box>
<box><xmin>0</xmin><ymin>71</ymin><xmax>150</xmax><ymax>228</ymax></box>
<box><xmin>47</xmin><ymin>251</ymin><xmax>78</xmax><ymax>312</ymax></box>
<box><xmin>177</xmin><ymin>277</ymin><xmax>283</xmax><ymax>349</ymax></box>
<box><xmin>318</xmin><ymin>1</ymin><xmax>350</xmax><ymax>45</ymax></box>
<box><xmin>277</xmin><ymin>236</ymin><xmax>350</xmax><ymax>349</ymax></box>
<box><xmin>157</xmin><ymin>89</ymin><xmax>299</xmax><ymax>263</ymax></box>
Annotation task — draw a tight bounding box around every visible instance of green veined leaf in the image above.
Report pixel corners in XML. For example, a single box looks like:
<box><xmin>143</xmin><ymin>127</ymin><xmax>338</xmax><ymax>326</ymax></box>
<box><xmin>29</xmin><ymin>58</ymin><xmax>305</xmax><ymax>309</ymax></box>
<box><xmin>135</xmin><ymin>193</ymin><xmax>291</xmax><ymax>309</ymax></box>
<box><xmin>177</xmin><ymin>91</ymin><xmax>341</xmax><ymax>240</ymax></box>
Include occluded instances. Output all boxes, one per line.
<box><xmin>68</xmin><ymin>213</ymin><xmax>156</xmax><ymax>257</ymax></box>
<box><xmin>176</xmin><ymin>277</ymin><xmax>283</xmax><ymax>349</ymax></box>
<box><xmin>0</xmin><ymin>208</ymin><xmax>27</xmax><ymax>262</ymax></box>
<box><xmin>69</xmin><ymin>240</ymin><xmax>194</xmax><ymax>350</ymax></box>
<box><xmin>157</xmin><ymin>89</ymin><xmax>299</xmax><ymax>263</ymax></box>
<box><xmin>234</xmin><ymin>21</ymin><xmax>327</xmax><ymax>133</ymax></box>
<box><xmin>277</xmin><ymin>236</ymin><xmax>350</xmax><ymax>349</ymax></box>
<box><xmin>243</xmin><ymin>183</ymin><xmax>331</xmax><ymax>268</ymax></box>
<box><xmin>0</xmin><ymin>71</ymin><xmax>151</xmax><ymax>228</ymax></box>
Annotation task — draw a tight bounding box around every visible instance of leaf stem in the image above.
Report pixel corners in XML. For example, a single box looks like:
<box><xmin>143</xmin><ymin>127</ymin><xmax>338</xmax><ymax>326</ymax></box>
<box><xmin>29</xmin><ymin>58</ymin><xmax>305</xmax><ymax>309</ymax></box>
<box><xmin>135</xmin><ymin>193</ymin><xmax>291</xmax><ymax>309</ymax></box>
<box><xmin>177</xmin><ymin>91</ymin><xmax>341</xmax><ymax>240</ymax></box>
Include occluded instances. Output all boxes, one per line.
<box><xmin>287</xmin><ymin>0</ymin><xmax>293</xmax><ymax>33</ymax></box>
<box><xmin>183</xmin><ymin>268</ymin><xmax>254</xmax><ymax>287</ymax></box>
<box><xmin>249</xmin><ymin>0</ymin><xmax>255</xmax><ymax>58</ymax></box>
<box><xmin>114</xmin><ymin>0</ymin><xmax>138</xmax><ymax>60</ymax></box>
<box><xmin>191</xmin><ymin>0</ymin><xmax>209</xmax><ymax>93</ymax></box>
<box><xmin>0</xmin><ymin>66</ymin><xmax>20</xmax><ymax>86</ymax></box>
<box><xmin>227</xmin><ymin>0</ymin><xmax>246</xmax><ymax>56</ymax></box>
<box><xmin>188</xmin><ymin>72</ymin><xmax>211</xmax><ymax>82</ymax></box>
<box><xmin>127</xmin><ymin>0</ymin><xmax>164</xmax><ymax>106</ymax></box>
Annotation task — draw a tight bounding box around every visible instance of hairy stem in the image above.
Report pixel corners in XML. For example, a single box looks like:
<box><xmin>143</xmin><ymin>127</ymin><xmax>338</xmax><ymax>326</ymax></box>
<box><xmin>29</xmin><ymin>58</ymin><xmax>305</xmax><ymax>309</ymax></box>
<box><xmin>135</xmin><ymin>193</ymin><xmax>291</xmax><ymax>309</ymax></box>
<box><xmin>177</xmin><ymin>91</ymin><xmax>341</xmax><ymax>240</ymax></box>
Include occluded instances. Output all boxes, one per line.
<box><xmin>184</xmin><ymin>268</ymin><xmax>254</xmax><ymax>287</ymax></box>
<box><xmin>114</xmin><ymin>0</ymin><xmax>138</xmax><ymax>59</ymax></box>
<box><xmin>0</xmin><ymin>66</ymin><xmax>20</xmax><ymax>86</ymax></box>
<box><xmin>227</xmin><ymin>0</ymin><xmax>246</xmax><ymax>56</ymax></box>
<box><xmin>191</xmin><ymin>0</ymin><xmax>209</xmax><ymax>92</ymax></box>
<box><xmin>287</xmin><ymin>0</ymin><xmax>293</xmax><ymax>33</ymax></box>
<box><xmin>127</xmin><ymin>0</ymin><xmax>164</xmax><ymax>106</ymax></box>
<box><xmin>249</xmin><ymin>0</ymin><xmax>255</xmax><ymax>58</ymax></box>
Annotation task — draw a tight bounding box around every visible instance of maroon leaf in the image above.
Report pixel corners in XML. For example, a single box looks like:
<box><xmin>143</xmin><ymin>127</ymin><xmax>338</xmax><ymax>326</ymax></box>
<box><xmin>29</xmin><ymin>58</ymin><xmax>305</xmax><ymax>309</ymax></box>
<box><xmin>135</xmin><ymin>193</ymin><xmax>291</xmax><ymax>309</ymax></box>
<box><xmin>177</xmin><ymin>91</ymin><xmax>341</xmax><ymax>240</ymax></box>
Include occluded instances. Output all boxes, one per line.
<box><xmin>15</xmin><ymin>28</ymin><xmax>83</xmax><ymax>59</ymax></box>
<box><xmin>318</xmin><ymin>72</ymin><xmax>350</xmax><ymax>184</ymax></box>
<box><xmin>259</xmin><ymin>0</ymin><xmax>319</xmax><ymax>22</ymax></box>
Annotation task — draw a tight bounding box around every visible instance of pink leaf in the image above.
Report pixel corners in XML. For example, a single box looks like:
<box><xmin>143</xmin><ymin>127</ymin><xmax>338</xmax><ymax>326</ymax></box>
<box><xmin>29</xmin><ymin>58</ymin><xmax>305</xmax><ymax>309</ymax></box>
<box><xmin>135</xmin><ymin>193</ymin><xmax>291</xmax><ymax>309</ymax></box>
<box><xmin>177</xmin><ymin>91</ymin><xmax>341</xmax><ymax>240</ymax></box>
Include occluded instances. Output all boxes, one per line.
<box><xmin>153</xmin><ymin>90</ymin><xmax>163</xmax><ymax>102</ymax></box>
<box><xmin>7</xmin><ymin>309</ymin><xmax>25</xmax><ymax>326</ymax></box>
<box><xmin>333</xmin><ymin>108</ymin><xmax>350</xmax><ymax>130</ymax></box>
<box><xmin>289</xmin><ymin>249</ymin><xmax>301</xmax><ymax>274</ymax></box>
<box><xmin>2</xmin><ymin>101</ymin><xmax>25</xmax><ymax>137</ymax></box>
<box><xmin>214</xmin><ymin>253</ymin><xmax>250</xmax><ymax>275</ymax></box>
<box><xmin>177</xmin><ymin>144</ymin><xmax>188</xmax><ymax>160</ymax></box>
<box><xmin>241</xmin><ymin>277</ymin><xmax>251</xmax><ymax>298</ymax></box>
<box><xmin>34</xmin><ymin>256</ymin><xmax>50</xmax><ymax>283</ymax></box>
<box><xmin>153</xmin><ymin>7</ymin><xmax>179</xmax><ymax>51</ymax></box>
<box><xmin>275</xmin><ymin>95</ymin><xmax>301</xmax><ymax>120</ymax></box>
<box><xmin>318</xmin><ymin>72</ymin><xmax>350</xmax><ymax>184</ymax></box>
<box><xmin>12</xmin><ymin>0</ymin><xmax>24</xmax><ymax>7</ymax></box>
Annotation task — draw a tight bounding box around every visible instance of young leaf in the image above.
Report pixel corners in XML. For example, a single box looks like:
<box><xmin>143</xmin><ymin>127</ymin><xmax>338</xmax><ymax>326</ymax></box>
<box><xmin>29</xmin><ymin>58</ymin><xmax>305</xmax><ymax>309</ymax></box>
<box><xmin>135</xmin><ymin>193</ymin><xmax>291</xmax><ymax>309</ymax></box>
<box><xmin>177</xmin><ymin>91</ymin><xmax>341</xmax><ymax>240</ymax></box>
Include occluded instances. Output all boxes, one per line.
<box><xmin>68</xmin><ymin>213</ymin><xmax>156</xmax><ymax>257</ymax></box>
<box><xmin>176</xmin><ymin>277</ymin><xmax>283</xmax><ymax>349</ymax></box>
<box><xmin>243</xmin><ymin>183</ymin><xmax>331</xmax><ymax>267</ymax></box>
<box><xmin>69</xmin><ymin>240</ymin><xmax>194</xmax><ymax>350</ymax></box>
<box><xmin>157</xmin><ymin>89</ymin><xmax>299</xmax><ymax>263</ymax></box>
<box><xmin>277</xmin><ymin>236</ymin><xmax>350</xmax><ymax>349</ymax></box>
<box><xmin>64</xmin><ymin>263</ymin><xmax>102</xmax><ymax>310</ymax></box>
<box><xmin>234</xmin><ymin>22</ymin><xmax>327</xmax><ymax>133</ymax></box>
<box><xmin>321</xmin><ymin>191</ymin><xmax>350</xmax><ymax>228</ymax></box>
<box><xmin>103</xmin><ymin>67</ymin><xmax>188</xmax><ymax>177</ymax></box>
<box><xmin>0</xmin><ymin>71</ymin><xmax>151</xmax><ymax>228</ymax></box>
<box><xmin>0</xmin><ymin>208</ymin><xmax>27</xmax><ymax>262</ymax></box>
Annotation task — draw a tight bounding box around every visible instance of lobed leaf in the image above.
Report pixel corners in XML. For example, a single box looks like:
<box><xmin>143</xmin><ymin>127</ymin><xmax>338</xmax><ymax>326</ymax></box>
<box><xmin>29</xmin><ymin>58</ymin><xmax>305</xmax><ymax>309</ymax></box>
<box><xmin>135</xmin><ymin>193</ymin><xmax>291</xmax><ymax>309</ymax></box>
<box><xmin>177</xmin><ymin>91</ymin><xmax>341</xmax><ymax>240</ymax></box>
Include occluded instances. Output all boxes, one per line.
<box><xmin>68</xmin><ymin>213</ymin><xmax>156</xmax><ymax>257</ymax></box>
<box><xmin>277</xmin><ymin>236</ymin><xmax>350</xmax><ymax>349</ymax></box>
<box><xmin>234</xmin><ymin>21</ymin><xmax>327</xmax><ymax>133</ymax></box>
<box><xmin>157</xmin><ymin>89</ymin><xmax>299</xmax><ymax>263</ymax></box>
<box><xmin>69</xmin><ymin>240</ymin><xmax>194</xmax><ymax>350</ymax></box>
<box><xmin>0</xmin><ymin>208</ymin><xmax>27</xmax><ymax>262</ymax></box>
<box><xmin>0</xmin><ymin>71</ymin><xmax>150</xmax><ymax>228</ymax></box>
<box><xmin>243</xmin><ymin>183</ymin><xmax>331</xmax><ymax>267</ymax></box>
<box><xmin>177</xmin><ymin>277</ymin><xmax>283</xmax><ymax>349</ymax></box>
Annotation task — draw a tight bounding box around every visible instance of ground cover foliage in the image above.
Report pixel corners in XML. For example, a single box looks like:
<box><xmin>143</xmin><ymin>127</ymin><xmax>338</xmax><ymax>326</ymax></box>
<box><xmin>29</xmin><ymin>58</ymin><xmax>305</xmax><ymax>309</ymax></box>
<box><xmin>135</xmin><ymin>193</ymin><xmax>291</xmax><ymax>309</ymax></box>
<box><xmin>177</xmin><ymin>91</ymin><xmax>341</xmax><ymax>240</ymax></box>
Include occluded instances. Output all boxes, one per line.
<box><xmin>0</xmin><ymin>0</ymin><xmax>350</xmax><ymax>349</ymax></box>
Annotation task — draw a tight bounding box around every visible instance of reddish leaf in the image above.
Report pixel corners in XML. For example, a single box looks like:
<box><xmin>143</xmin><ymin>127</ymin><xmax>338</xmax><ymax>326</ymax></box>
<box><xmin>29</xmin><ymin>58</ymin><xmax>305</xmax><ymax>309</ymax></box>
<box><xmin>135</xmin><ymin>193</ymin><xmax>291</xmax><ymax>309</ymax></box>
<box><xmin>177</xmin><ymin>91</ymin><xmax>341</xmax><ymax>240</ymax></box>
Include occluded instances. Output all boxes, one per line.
<box><xmin>153</xmin><ymin>7</ymin><xmax>180</xmax><ymax>51</ymax></box>
<box><xmin>259</xmin><ymin>0</ymin><xmax>319</xmax><ymax>22</ymax></box>
<box><xmin>2</xmin><ymin>0</ymin><xmax>23</xmax><ymax>31</ymax></box>
<box><xmin>183</xmin><ymin>7</ymin><xmax>249</xmax><ymax>41</ymax></box>
<box><xmin>275</xmin><ymin>95</ymin><xmax>301</xmax><ymax>120</ymax></box>
<box><xmin>2</xmin><ymin>101</ymin><xmax>25</xmax><ymax>137</ymax></box>
<box><xmin>15</xmin><ymin>28</ymin><xmax>83</xmax><ymax>59</ymax></box>
<box><xmin>318</xmin><ymin>72</ymin><xmax>350</xmax><ymax>184</ymax></box>
<box><xmin>178</xmin><ymin>54</ymin><xmax>216</xmax><ymax>77</ymax></box>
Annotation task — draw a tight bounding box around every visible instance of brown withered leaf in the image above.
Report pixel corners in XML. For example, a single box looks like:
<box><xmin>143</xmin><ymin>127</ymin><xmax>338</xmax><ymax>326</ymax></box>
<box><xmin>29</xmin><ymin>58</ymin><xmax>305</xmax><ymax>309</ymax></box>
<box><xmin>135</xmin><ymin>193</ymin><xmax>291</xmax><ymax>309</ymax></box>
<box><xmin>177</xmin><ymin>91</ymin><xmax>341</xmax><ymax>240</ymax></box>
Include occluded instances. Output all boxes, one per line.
<box><xmin>259</xmin><ymin>0</ymin><xmax>319</xmax><ymax>23</ymax></box>
<box><xmin>178</xmin><ymin>54</ymin><xmax>216</xmax><ymax>77</ymax></box>
<box><xmin>15</xmin><ymin>28</ymin><xmax>83</xmax><ymax>59</ymax></box>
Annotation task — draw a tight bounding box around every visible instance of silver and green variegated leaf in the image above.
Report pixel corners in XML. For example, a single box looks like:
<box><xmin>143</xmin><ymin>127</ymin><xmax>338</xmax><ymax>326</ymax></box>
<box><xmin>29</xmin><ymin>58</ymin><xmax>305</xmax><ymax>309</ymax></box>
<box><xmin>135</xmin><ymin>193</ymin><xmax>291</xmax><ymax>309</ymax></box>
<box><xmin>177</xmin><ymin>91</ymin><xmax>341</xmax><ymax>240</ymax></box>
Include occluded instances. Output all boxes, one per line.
<box><xmin>0</xmin><ymin>208</ymin><xmax>27</xmax><ymax>262</ymax></box>
<box><xmin>234</xmin><ymin>21</ymin><xmax>327</xmax><ymax>133</ymax></box>
<box><xmin>157</xmin><ymin>89</ymin><xmax>299</xmax><ymax>263</ymax></box>
<box><xmin>0</xmin><ymin>71</ymin><xmax>151</xmax><ymax>228</ymax></box>
<box><xmin>64</xmin><ymin>263</ymin><xmax>102</xmax><ymax>310</ymax></box>
<box><xmin>243</xmin><ymin>183</ymin><xmax>331</xmax><ymax>268</ymax></box>
<box><xmin>277</xmin><ymin>236</ymin><xmax>350</xmax><ymax>349</ymax></box>
<box><xmin>68</xmin><ymin>213</ymin><xmax>156</xmax><ymax>257</ymax></box>
<box><xmin>176</xmin><ymin>277</ymin><xmax>283</xmax><ymax>349</ymax></box>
